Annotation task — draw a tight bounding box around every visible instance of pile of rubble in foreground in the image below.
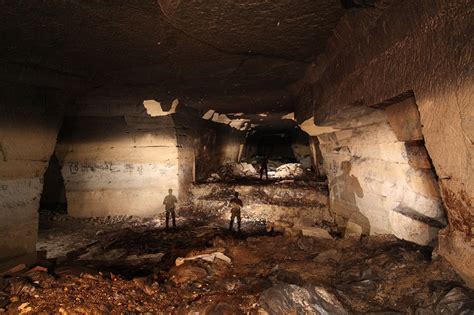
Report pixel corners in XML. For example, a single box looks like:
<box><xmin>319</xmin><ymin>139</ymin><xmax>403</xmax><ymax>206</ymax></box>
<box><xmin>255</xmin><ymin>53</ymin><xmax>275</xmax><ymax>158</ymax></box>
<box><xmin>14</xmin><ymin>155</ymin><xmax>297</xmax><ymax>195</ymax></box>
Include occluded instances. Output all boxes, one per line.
<box><xmin>1</xmin><ymin>219</ymin><xmax>474</xmax><ymax>314</ymax></box>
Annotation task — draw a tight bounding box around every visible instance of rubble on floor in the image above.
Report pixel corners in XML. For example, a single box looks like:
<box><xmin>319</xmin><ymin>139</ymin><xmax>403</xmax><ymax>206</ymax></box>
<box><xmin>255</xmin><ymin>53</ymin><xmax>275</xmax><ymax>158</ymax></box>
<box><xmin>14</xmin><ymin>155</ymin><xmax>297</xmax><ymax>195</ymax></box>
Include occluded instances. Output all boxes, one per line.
<box><xmin>274</xmin><ymin>163</ymin><xmax>305</xmax><ymax>179</ymax></box>
<box><xmin>1</xmin><ymin>216</ymin><xmax>473</xmax><ymax>314</ymax></box>
<box><xmin>206</xmin><ymin>161</ymin><xmax>312</xmax><ymax>182</ymax></box>
<box><xmin>218</xmin><ymin>162</ymin><xmax>257</xmax><ymax>179</ymax></box>
<box><xmin>190</xmin><ymin>179</ymin><xmax>332</xmax><ymax>237</ymax></box>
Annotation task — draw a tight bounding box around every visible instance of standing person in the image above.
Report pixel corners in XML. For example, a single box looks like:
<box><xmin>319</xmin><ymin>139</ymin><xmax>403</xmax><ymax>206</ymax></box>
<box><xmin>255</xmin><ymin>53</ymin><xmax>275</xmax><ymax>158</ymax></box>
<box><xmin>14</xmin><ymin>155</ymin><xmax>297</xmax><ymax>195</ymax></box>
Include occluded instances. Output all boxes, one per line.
<box><xmin>260</xmin><ymin>156</ymin><xmax>268</xmax><ymax>180</ymax></box>
<box><xmin>228</xmin><ymin>191</ymin><xmax>243</xmax><ymax>232</ymax></box>
<box><xmin>163</xmin><ymin>188</ymin><xmax>178</xmax><ymax>229</ymax></box>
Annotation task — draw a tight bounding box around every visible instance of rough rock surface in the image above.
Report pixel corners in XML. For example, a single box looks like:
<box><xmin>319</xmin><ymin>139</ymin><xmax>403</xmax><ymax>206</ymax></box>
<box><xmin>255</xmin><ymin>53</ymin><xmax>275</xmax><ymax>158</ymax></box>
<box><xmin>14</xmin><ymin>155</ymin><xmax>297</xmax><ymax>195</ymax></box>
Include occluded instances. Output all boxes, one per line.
<box><xmin>0</xmin><ymin>84</ymin><xmax>63</xmax><ymax>270</ymax></box>
<box><xmin>258</xmin><ymin>283</ymin><xmax>348</xmax><ymax>314</ymax></box>
<box><xmin>2</xmin><ymin>216</ymin><xmax>472</xmax><ymax>313</ymax></box>
<box><xmin>295</xmin><ymin>0</ymin><xmax>473</xmax><ymax>286</ymax></box>
<box><xmin>0</xmin><ymin>1</ymin><xmax>346</xmax><ymax>113</ymax></box>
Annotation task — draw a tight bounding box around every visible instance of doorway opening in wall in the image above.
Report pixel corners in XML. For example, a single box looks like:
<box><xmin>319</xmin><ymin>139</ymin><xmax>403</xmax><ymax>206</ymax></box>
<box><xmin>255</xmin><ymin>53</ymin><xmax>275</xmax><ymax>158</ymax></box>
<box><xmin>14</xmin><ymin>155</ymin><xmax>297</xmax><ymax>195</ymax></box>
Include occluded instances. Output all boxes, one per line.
<box><xmin>238</xmin><ymin>126</ymin><xmax>321</xmax><ymax>180</ymax></box>
<box><xmin>39</xmin><ymin>152</ymin><xmax>67</xmax><ymax>216</ymax></box>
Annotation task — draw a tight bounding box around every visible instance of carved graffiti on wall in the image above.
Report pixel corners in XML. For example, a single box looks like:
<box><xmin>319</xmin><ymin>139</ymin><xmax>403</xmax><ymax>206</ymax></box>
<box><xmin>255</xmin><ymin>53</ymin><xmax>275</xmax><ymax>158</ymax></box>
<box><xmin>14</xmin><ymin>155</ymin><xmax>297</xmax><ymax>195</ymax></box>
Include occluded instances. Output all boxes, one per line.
<box><xmin>69</xmin><ymin>162</ymin><xmax>79</xmax><ymax>174</ymax></box>
<box><xmin>67</xmin><ymin>161</ymin><xmax>155</xmax><ymax>176</ymax></box>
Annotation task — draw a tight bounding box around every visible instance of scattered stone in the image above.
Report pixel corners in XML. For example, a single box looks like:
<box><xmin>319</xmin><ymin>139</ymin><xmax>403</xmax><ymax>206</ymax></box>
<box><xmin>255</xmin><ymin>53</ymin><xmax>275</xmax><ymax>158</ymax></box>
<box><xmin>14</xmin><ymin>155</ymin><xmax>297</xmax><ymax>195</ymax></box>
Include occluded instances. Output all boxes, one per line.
<box><xmin>274</xmin><ymin>163</ymin><xmax>304</xmax><ymax>178</ymax></box>
<box><xmin>301</xmin><ymin>226</ymin><xmax>333</xmax><ymax>239</ymax></box>
<box><xmin>218</xmin><ymin>162</ymin><xmax>257</xmax><ymax>179</ymax></box>
<box><xmin>18</xmin><ymin>302</ymin><xmax>32</xmax><ymax>314</ymax></box>
<box><xmin>9</xmin><ymin>296</ymin><xmax>19</xmax><ymax>303</ymax></box>
<box><xmin>344</xmin><ymin>220</ymin><xmax>363</xmax><ymax>238</ymax></box>
<box><xmin>296</xmin><ymin>236</ymin><xmax>314</xmax><ymax>252</ymax></box>
<box><xmin>228</xmin><ymin>247</ymin><xmax>262</xmax><ymax>265</ymax></box>
<box><xmin>207</xmin><ymin>173</ymin><xmax>221</xmax><ymax>182</ymax></box>
<box><xmin>12</xmin><ymin>216</ymin><xmax>471</xmax><ymax>313</ymax></box>
<box><xmin>8</xmin><ymin>277</ymin><xmax>36</xmax><ymax>295</ymax></box>
<box><xmin>27</xmin><ymin>266</ymin><xmax>48</xmax><ymax>273</ymax></box>
<box><xmin>314</xmin><ymin>249</ymin><xmax>342</xmax><ymax>263</ymax></box>
<box><xmin>175</xmin><ymin>251</ymin><xmax>232</xmax><ymax>266</ymax></box>
<box><xmin>132</xmin><ymin>277</ymin><xmax>159</xmax><ymax>296</ymax></box>
<box><xmin>221</xmin><ymin>278</ymin><xmax>240</xmax><ymax>291</ymax></box>
<box><xmin>259</xmin><ymin>283</ymin><xmax>348</xmax><ymax>314</ymax></box>
<box><xmin>435</xmin><ymin>287</ymin><xmax>474</xmax><ymax>314</ymax></box>
<box><xmin>1</xmin><ymin>264</ymin><xmax>26</xmax><ymax>276</ymax></box>
<box><xmin>169</xmin><ymin>264</ymin><xmax>208</xmax><ymax>285</ymax></box>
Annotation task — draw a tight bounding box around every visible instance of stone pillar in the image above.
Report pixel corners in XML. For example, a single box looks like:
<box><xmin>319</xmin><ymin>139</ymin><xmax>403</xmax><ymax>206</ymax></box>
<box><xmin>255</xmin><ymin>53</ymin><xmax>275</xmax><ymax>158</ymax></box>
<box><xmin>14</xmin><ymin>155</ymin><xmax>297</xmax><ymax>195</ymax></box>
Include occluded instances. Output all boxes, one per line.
<box><xmin>0</xmin><ymin>84</ymin><xmax>62</xmax><ymax>270</ymax></box>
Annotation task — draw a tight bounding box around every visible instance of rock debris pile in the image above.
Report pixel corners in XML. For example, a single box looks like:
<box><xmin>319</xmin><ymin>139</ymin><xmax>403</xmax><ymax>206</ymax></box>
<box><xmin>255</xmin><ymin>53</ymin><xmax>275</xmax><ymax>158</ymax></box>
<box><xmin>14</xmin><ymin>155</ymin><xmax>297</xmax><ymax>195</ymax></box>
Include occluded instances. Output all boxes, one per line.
<box><xmin>206</xmin><ymin>161</ymin><xmax>311</xmax><ymax>182</ymax></box>
<box><xmin>1</xmin><ymin>217</ymin><xmax>473</xmax><ymax>314</ymax></box>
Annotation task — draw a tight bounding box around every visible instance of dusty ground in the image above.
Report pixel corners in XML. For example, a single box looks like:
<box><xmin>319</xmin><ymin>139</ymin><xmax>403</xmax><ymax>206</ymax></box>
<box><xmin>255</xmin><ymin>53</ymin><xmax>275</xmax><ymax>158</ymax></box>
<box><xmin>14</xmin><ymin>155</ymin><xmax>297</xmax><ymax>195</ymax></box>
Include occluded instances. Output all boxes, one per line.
<box><xmin>1</xmin><ymin>213</ymin><xmax>473</xmax><ymax>314</ymax></box>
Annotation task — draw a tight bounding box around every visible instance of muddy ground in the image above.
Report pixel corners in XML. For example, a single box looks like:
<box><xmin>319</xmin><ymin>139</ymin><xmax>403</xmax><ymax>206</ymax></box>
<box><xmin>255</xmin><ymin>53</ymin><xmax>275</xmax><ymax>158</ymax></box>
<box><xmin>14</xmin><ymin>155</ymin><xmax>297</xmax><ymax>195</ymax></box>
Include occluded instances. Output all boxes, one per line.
<box><xmin>1</xmin><ymin>213</ymin><xmax>473</xmax><ymax>314</ymax></box>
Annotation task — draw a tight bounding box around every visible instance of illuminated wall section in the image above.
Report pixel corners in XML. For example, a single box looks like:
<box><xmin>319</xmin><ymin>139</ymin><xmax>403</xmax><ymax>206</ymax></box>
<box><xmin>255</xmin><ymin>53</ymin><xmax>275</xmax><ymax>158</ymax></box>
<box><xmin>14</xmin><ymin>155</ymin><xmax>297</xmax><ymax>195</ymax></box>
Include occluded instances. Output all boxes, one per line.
<box><xmin>0</xmin><ymin>84</ymin><xmax>62</xmax><ymax>268</ymax></box>
<box><xmin>56</xmin><ymin>115</ymin><xmax>179</xmax><ymax>217</ymax></box>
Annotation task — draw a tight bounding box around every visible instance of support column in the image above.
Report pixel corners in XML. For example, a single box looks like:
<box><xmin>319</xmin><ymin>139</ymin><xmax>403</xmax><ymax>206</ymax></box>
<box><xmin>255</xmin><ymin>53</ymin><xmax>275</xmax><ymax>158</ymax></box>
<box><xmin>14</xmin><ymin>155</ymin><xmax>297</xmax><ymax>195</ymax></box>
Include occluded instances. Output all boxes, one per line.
<box><xmin>0</xmin><ymin>84</ymin><xmax>62</xmax><ymax>270</ymax></box>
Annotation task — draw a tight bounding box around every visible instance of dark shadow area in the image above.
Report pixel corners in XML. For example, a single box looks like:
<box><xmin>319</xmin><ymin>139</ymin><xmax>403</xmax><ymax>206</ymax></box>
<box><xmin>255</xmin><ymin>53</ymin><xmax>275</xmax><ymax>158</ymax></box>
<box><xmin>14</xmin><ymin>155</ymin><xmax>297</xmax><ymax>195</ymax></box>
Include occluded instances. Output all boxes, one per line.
<box><xmin>39</xmin><ymin>153</ymin><xmax>67</xmax><ymax>215</ymax></box>
<box><xmin>242</xmin><ymin>129</ymin><xmax>297</xmax><ymax>164</ymax></box>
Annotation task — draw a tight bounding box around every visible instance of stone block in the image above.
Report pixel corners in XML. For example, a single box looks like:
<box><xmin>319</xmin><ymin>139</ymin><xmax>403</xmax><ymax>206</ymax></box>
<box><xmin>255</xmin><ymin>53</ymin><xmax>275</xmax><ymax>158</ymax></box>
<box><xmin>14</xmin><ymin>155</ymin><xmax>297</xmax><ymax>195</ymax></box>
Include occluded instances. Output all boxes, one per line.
<box><xmin>300</xmin><ymin>227</ymin><xmax>332</xmax><ymax>239</ymax></box>
<box><xmin>389</xmin><ymin>210</ymin><xmax>440</xmax><ymax>246</ymax></box>
<box><xmin>344</xmin><ymin>221</ymin><xmax>363</xmax><ymax>238</ymax></box>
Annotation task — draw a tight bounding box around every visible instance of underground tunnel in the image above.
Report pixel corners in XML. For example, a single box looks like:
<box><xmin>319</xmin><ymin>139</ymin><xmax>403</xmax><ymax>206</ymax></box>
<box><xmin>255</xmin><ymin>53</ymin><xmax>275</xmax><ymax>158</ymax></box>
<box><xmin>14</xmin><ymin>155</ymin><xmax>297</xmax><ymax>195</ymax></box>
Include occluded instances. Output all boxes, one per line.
<box><xmin>0</xmin><ymin>1</ymin><xmax>473</xmax><ymax>313</ymax></box>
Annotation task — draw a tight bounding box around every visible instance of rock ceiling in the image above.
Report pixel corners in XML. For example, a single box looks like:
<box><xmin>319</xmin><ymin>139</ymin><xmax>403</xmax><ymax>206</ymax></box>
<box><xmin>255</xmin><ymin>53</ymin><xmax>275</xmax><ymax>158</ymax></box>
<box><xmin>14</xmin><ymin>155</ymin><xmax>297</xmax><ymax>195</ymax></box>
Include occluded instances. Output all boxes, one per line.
<box><xmin>1</xmin><ymin>1</ymin><xmax>346</xmax><ymax>113</ymax></box>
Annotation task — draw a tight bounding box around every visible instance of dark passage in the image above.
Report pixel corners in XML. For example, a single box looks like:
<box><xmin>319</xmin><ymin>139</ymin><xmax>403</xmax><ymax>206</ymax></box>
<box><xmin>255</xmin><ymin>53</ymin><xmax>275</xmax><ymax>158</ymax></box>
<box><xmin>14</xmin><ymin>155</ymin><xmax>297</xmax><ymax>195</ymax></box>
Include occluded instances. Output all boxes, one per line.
<box><xmin>40</xmin><ymin>153</ymin><xmax>67</xmax><ymax>214</ymax></box>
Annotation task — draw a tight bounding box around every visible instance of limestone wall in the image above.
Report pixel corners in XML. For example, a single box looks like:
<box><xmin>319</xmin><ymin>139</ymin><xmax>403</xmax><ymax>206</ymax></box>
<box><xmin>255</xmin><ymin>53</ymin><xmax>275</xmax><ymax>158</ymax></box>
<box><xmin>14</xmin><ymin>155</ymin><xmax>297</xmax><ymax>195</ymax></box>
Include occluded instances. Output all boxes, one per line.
<box><xmin>56</xmin><ymin>116</ymin><xmax>180</xmax><ymax>217</ymax></box>
<box><xmin>295</xmin><ymin>0</ymin><xmax>473</xmax><ymax>286</ymax></box>
<box><xmin>318</xmin><ymin>97</ymin><xmax>445</xmax><ymax>244</ymax></box>
<box><xmin>0</xmin><ymin>84</ymin><xmax>63</xmax><ymax>269</ymax></box>
<box><xmin>56</xmin><ymin>99</ymin><xmax>245</xmax><ymax>216</ymax></box>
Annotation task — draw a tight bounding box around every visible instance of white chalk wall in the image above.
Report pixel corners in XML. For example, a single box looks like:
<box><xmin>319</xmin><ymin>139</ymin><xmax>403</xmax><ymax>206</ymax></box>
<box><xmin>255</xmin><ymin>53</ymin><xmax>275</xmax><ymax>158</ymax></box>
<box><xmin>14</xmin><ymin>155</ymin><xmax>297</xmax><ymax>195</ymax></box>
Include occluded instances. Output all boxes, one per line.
<box><xmin>318</xmin><ymin>98</ymin><xmax>445</xmax><ymax>245</ymax></box>
<box><xmin>0</xmin><ymin>85</ymin><xmax>62</xmax><ymax>268</ymax></box>
<box><xmin>57</xmin><ymin>116</ymin><xmax>179</xmax><ymax>217</ymax></box>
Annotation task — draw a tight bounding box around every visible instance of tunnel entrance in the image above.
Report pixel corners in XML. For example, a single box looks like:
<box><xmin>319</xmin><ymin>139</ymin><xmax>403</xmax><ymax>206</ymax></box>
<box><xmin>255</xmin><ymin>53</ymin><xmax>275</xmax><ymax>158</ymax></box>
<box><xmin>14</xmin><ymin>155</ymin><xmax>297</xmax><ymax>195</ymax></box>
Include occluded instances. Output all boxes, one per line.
<box><xmin>243</xmin><ymin>130</ymin><xmax>297</xmax><ymax>164</ymax></box>
<box><xmin>237</xmin><ymin>126</ymin><xmax>318</xmax><ymax>180</ymax></box>
<box><xmin>39</xmin><ymin>153</ymin><xmax>67</xmax><ymax>215</ymax></box>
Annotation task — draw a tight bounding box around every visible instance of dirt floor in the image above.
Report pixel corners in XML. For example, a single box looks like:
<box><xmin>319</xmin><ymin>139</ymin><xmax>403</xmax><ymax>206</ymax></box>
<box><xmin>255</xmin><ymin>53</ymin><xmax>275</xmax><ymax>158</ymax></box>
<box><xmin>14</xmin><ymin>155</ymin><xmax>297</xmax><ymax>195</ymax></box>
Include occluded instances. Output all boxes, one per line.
<box><xmin>1</xmin><ymin>212</ymin><xmax>473</xmax><ymax>314</ymax></box>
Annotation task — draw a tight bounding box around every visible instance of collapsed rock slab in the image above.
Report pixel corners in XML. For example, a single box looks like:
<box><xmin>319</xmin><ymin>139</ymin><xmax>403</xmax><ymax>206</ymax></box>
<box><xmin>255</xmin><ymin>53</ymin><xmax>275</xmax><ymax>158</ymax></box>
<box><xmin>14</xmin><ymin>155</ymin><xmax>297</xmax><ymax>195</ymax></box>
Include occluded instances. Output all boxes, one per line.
<box><xmin>258</xmin><ymin>283</ymin><xmax>348</xmax><ymax>314</ymax></box>
<box><xmin>435</xmin><ymin>287</ymin><xmax>474</xmax><ymax>314</ymax></box>
<box><xmin>175</xmin><ymin>252</ymin><xmax>231</xmax><ymax>266</ymax></box>
<box><xmin>389</xmin><ymin>210</ymin><xmax>441</xmax><ymax>246</ymax></box>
